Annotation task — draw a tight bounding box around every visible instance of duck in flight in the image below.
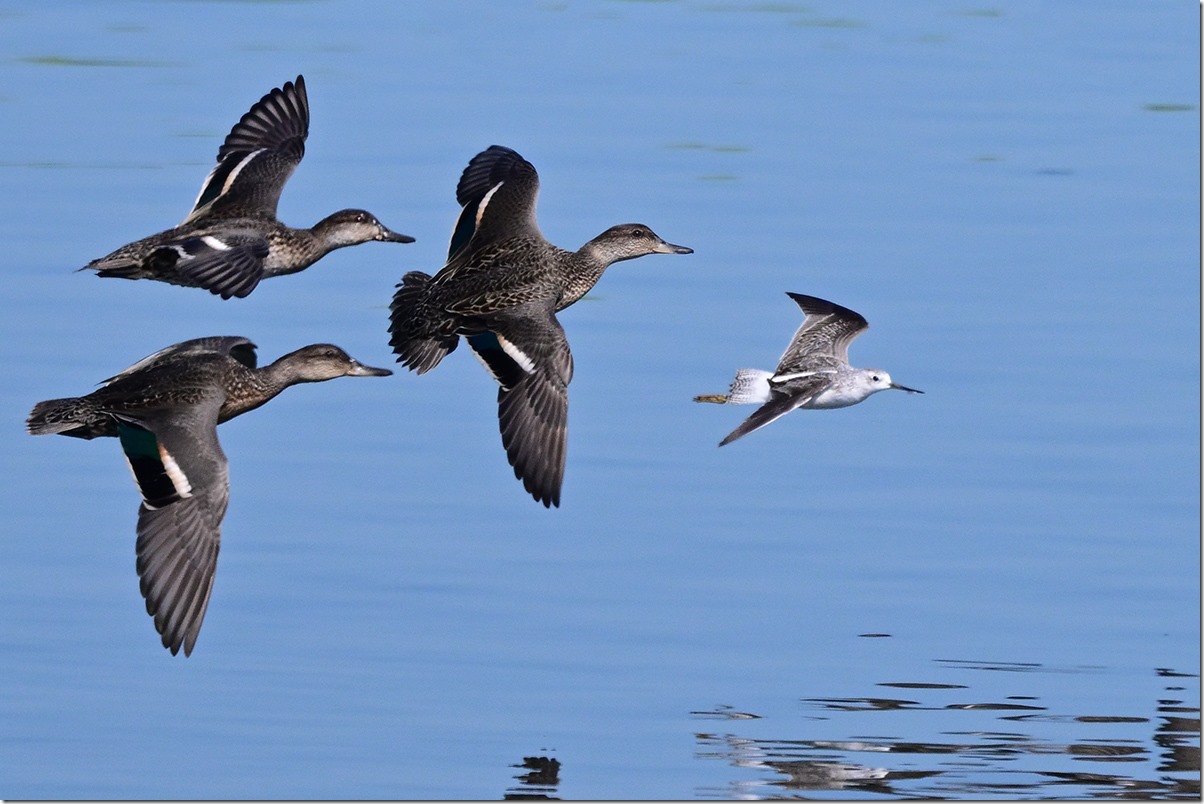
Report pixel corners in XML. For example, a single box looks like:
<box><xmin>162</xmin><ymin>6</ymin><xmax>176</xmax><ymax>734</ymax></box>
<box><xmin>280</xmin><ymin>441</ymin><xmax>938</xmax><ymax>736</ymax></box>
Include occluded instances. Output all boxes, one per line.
<box><xmin>388</xmin><ymin>145</ymin><xmax>692</xmax><ymax>507</ymax></box>
<box><xmin>27</xmin><ymin>336</ymin><xmax>392</xmax><ymax>655</ymax></box>
<box><xmin>82</xmin><ymin>75</ymin><xmax>413</xmax><ymax>299</ymax></box>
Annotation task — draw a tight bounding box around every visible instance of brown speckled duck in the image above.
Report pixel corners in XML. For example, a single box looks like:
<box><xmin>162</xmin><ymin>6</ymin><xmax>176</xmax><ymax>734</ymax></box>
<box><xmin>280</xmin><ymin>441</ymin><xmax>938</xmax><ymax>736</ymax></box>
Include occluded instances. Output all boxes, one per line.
<box><xmin>388</xmin><ymin>145</ymin><xmax>691</xmax><ymax>508</ymax></box>
<box><xmin>82</xmin><ymin>76</ymin><xmax>413</xmax><ymax>299</ymax></box>
<box><xmin>27</xmin><ymin>336</ymin><xmax>392</xmax><ymax>656</ymax></box>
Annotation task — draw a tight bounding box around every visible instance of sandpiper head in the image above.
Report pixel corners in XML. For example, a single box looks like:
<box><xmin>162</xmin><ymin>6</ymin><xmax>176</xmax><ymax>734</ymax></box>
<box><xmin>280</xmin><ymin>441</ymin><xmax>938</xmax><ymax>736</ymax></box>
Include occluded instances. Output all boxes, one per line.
<box><xmin>282</xmin><ymin>344</ymin><xmax>394</xmax><ymax>382</ymax></box>
<box><xmin>316</xmin><ymin>209</ymin><xmax>416</xmax><ymax>246</ymax></box>
<box><xmin>589</xmin><ymin>223</ymin><xmax>693</xmax><ymax>263</ymax></box>
<box><xmin>865</xmin><ymin>369</ymin><xmax>923</xmax><ymax>395</ymax></box>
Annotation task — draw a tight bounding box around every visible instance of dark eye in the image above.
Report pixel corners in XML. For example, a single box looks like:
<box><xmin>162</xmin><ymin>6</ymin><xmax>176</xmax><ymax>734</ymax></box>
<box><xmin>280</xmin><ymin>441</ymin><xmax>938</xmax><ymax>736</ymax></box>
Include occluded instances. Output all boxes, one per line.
<box><xmin>872</xmin><ymin>374</ymin><xmax>881</xmax><ymax>382</ymax></box>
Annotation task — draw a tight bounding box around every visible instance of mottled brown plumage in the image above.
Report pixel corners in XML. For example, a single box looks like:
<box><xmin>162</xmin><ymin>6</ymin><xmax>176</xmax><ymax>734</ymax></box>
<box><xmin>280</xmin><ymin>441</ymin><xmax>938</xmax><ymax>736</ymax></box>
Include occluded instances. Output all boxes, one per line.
<box><xmin>27</xmin><ymin>337</ymin><xmax>392</xmax><ymax>656</ymax></box>
<box><xmin>388</xmin><ymin>145</ymin><xmax>691</xmax><ymax>507</ymax></box>
<box><xmin>81</xmin><ymin>76</ymin><xmax>412</xmax><ymax>299</ymax></box>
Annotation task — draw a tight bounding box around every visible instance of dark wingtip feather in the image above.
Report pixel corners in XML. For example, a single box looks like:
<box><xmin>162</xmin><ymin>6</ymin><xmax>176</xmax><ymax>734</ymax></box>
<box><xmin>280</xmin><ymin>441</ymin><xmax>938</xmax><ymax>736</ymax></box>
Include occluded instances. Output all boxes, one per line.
<box><xmin>785</xmin><ymin>292</ymin><xmax>866</xmax><ymax>327</ymax></box>
<box><xmin>455</xmin><ymin>145</ymin><xmax>528</xmax><ymax>207</ymax></box>
<box><xmin>214</xmin><ymin>75</ymin><xmax>310</xmax><ymax>163</ymax></box>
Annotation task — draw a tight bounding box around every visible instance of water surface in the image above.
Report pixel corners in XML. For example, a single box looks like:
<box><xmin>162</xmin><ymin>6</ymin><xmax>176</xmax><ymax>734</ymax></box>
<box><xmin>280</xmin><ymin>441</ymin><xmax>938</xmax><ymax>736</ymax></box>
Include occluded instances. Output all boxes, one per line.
<box><xmin>0</xmin><ymin>1</ymin><xmax>1198</xmax><ymax>799</ymax></box>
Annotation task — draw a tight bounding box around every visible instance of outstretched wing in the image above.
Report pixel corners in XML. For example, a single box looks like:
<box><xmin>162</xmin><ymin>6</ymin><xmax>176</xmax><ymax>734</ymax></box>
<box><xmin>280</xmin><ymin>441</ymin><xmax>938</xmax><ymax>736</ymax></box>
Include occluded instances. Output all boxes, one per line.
<box><xmin>717</xmin><ymin>374</ymin><xmax>831</xmax><ymax>447</ymax></box>
<box><xmin>185</xmin><ymin>75</ymin><xmax>309</xmax><ymax>222</ymax></box>
<box><xmin>776</xmin><ymin>292</ymin><xmax>868</xmax><ymax>372</ymax></box>
<box><xmin>447</xmin><ymin>145</ymin><xmax>541</xmax><ymax>260</ymax></box>
<box><xmin>466</xmin><ymin>303</ymin><xmax>572</xmax><ymax>508</ymax></box>
<box><xmin>117</xmin><ymin>392</ymin><xmax>229</xmax><ymax>656</ymax></box>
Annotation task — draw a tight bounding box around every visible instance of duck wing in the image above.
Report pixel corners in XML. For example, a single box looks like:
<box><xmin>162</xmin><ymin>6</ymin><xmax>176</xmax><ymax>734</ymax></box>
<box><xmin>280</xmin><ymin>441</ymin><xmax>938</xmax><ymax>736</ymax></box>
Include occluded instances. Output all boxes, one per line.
<box><xmin>153</xmin><ymin>230</ymin><xmax>271</xmax><ymax>299</ymax></box>
<box><xmin>116</xmin><ymin>392</ymin><xmax>229</xmax><ymax>656</ymax></box>
<box><xmin>102</xmin><ymin>337</ymin><xmax>258</xmax><ymax>385</ymax></box>
<box><xmin>185</xmin><ymin>75</ymin><xmax>309</xmax><ymax>222</ymax></box>
<box><xmin>447</xmin><ymin>145</ymin><xmax>541</xmax><ymax>260</ymax></box>
<box><xmin>466</xmin><ymin>303</ymin><xmax>572</xmax><ymax>508</ymax></box>
<box><xmin>173</xmin><ymin>232</ymin><xmax>271</xmax><ymax>299</ymax></box>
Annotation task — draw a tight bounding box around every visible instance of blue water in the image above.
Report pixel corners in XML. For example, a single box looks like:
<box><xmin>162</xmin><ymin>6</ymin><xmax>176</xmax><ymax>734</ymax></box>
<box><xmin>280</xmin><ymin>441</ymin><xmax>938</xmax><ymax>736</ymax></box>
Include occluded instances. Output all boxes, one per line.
<box><xmin>1</xmin><ymin>1</ymin><xmax>1198</xmax><ymax>799</ymax></box>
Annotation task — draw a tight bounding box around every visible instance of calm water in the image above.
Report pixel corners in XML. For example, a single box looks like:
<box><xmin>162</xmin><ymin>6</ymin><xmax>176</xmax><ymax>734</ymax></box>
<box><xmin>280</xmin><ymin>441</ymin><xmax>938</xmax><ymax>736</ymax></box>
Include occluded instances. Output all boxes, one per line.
<box><xmin>1</xmin><ymin>1</ymin><xmax>1198</xmax><ymax>799</ymax></box>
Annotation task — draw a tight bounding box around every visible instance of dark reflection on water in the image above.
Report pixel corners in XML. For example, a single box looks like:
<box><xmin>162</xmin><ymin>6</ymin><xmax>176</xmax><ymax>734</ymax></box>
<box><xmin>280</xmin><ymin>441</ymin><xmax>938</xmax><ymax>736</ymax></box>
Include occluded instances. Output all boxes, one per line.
<box><xmin>503</xmin><ymin>755</ymin><xmax>561</xmax><ymax>801</ymax></box>
<box><xmin>694</xmin><ymin>664</ymin><xmax>1200</xmax><ymax>800</ymax></box>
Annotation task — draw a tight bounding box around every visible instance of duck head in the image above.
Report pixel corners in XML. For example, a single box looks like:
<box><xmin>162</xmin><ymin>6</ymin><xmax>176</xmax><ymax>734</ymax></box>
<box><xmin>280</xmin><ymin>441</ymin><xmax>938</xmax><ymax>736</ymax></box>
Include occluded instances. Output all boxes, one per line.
<box><xmin>314</xmin><ymin>209</ymin><xmax>415</xmax><ymax>247</ymax></box>
<box><xmin>583</xmin><ymin>223</ymin><xmax>693</xmax><ymax>265</ymax></box>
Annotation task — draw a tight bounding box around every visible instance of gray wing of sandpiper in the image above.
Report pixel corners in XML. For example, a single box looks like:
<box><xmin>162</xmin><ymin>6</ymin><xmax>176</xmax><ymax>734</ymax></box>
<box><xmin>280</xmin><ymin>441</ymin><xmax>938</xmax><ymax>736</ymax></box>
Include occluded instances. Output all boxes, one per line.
<box><xmin>718</xmin><ymin>373</ymin><xmax>832</xmax><ymax>446</ymax></box>
<box><xmin>774</xmin><ymin>292</ymin><xmax>869</xmax><ymax>373</ymax></box>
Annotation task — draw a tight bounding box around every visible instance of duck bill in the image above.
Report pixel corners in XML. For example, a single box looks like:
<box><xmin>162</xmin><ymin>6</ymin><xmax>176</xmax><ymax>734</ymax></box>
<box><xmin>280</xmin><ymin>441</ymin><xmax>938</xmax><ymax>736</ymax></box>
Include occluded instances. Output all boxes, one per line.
<box><xmin>379</xmin><ymin>228</ymin><xmax>416</xmax><ymax>244</ymax></box>
<box><xmin>652</xmin><ymin>240</ymin><xmax>693</xmax><ymax>255</ymax></box>
<box><xmin>890</xmin><ymin>382</ymin><xmax>923</xmax><ymax>394</ymax></box>
<box><xmin>346</xmin><ymin>360</ymin><xmax>394</xmax><ymax>377</ymax></box>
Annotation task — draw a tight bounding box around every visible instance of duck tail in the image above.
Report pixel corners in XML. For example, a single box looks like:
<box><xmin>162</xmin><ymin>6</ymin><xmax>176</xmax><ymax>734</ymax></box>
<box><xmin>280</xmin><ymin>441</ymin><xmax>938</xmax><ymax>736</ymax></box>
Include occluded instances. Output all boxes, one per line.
<box><xmin>388</xmin><ymin>271</ymin><xmax>459</xmax><ymax>374</ymax></box>
<box><xmin>88</xmin><ymin>258</ymin><xmax>141</xmax><ymax>279</ymax></box>
<box><xmin>81</xmin><ymin>245</ymin><xmax>150</xmax><ymax>279</ymax></box>
<box><xmin>27</xmin><ymin>396</ymin><xmax>110</xmax><ymax>439</ymax></box>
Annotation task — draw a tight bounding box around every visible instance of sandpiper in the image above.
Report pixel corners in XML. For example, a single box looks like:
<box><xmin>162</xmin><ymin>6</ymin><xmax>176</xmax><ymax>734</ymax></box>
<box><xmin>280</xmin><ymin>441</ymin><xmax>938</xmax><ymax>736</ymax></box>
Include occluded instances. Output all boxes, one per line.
<box><xmin>695</xmin><ymin>292</ymin><xmax>921</xmax><ymax>446</ymax></box>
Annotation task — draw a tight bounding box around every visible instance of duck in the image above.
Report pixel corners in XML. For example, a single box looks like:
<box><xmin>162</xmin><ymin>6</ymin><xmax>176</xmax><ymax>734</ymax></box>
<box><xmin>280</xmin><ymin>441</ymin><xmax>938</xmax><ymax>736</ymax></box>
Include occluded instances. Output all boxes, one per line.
<box><xmin>388</xmin><ymin>145</ymin><xmax>692</xmax><ymax>508</ymax></box>
<box><xmin>81</xmin><ymin>75</ymin><xmax>414</xmax><ymax>299</ymax></box>
<box><xmin>26</xmin><ymin>336</ymin><xmax>393</xmax><ymax>656</ymax></box>
<box><xmin>694</xmin><ymin>293</ymin><xmax>922</xmax><ymax>446</ymax></box>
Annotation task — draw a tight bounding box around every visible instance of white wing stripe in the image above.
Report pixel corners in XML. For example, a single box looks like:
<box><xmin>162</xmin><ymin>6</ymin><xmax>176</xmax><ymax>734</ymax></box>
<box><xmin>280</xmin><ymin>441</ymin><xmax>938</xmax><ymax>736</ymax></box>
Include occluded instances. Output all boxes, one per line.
<box><xmin>221</xmin><ymin>149</ymin><xmax>265</xmax><ymax>196</ymax></box>
<box><xmin>199</xmin><ymin>235</ymin><xmax>232</xmax><ymax>251</ymax></box>
<box><xmin>476</xmin><ymin>183</ymin><xmax>503</xmax><ymax>228</ymax></box>
<box><xmin>772</xmin><ymin>370</ymin><xmax>823</xmax><ymax>383</ymax></box>
<box><xmin>186</xmin><ymin>148</ymin><xmax>268</xmax><ymax>219</ymax></box>
<box><xmin>159</xmin><ymin>444</ymin><xmax>194</xmax><ymax>499</ymax></box>
<box><xmin>496</xmin><ymin>333</ymin><xmax>536</xmax><ymax>374</ymax></box>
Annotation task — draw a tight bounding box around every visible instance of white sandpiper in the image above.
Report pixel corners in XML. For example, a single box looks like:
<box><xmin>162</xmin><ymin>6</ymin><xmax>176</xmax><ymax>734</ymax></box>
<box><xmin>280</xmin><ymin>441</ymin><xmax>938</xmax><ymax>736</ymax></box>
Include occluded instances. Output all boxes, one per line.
<box><xmin>695</xmin><ymin>292</ymin><xmax>922</xmax><ymax>446</ymax></box>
